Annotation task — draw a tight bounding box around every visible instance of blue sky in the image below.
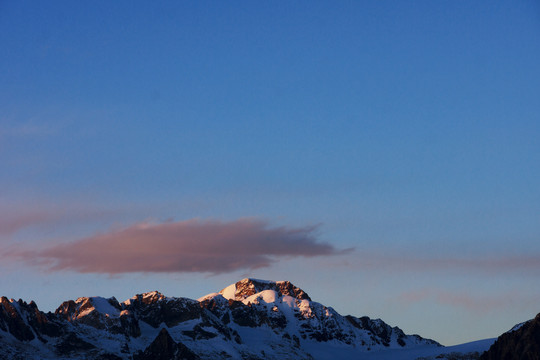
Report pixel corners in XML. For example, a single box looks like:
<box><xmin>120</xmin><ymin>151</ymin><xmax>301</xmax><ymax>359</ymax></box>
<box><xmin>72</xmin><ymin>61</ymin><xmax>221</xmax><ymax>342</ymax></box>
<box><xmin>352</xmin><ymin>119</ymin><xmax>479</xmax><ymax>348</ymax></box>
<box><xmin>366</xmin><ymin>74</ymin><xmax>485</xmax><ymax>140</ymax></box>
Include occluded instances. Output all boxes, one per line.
<box><xmin>1</xmin><ymin>1</ymin><xmax>539</xmax><ymax>345</ymax></box>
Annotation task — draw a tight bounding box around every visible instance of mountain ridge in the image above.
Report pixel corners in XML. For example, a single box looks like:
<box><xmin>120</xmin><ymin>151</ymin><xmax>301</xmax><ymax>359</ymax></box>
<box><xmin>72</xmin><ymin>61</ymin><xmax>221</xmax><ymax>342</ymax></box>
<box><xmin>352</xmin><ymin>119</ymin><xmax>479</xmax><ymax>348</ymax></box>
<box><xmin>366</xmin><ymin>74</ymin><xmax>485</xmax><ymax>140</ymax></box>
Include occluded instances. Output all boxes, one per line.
<box><xmin>0</xmin><ymin>278</ymin><xmax>462</xmax><ymax>359</ymax></box>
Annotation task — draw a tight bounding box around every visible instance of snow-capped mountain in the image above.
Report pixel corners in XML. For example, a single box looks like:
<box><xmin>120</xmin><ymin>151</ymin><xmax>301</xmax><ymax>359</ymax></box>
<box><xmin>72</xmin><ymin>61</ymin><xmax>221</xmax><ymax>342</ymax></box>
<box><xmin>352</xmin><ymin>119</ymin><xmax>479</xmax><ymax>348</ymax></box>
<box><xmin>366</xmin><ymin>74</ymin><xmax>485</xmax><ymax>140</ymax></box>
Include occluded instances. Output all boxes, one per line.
<box><xmin>0</xmin><ymin>278</ymin><xmax>442</xmax><ymax>359</ymax></box>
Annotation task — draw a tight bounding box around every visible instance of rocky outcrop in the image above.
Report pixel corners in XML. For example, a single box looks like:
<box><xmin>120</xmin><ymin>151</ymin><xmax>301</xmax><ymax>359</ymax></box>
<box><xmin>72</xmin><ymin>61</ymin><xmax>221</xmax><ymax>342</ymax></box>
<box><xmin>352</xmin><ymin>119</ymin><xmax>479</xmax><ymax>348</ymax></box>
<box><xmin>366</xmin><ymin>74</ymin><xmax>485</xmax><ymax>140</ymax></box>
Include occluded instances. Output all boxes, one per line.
<box><xmin>480</xmin><ymin>313</ymin><xmax>540</xmax><ymax>360</ymax></box>
<box><xmin>127</xmin><ymin>292</ymin><xmax>202</xmax><ymax>328</ymax></box>
<box><xmin>344</xmin><ymin>315</ymin><xmax>437</xmax><ymax>348</ymax></box>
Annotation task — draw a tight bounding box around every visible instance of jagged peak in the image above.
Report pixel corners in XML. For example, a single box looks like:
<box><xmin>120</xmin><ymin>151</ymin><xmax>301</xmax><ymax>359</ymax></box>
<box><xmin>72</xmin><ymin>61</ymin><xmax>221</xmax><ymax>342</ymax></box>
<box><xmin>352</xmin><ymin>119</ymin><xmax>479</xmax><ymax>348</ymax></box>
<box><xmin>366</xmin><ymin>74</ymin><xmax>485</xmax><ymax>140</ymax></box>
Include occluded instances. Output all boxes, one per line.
<box><xmin>123</xmin><ymin>291</ymin><xmax>167</xmax><ymax>306</ymax></box>
<box><xmin>58</xmin><ymin>291</ymin><xmax>170</xmax><ymax>314</ymax></box>
<box><xmin>218</xmin><ymin>278</ymin><xmax>311</xmax><ymax>301</ymax></box>
<box><xmin>0</xmin><ymin>296</ymin><xmax>23</xmax><ymax>315</ymax></box>
<box><xmin>141</xmin><ymin>290</ymin><xmax>165</xmax><ymax>301</ymax></box>
<box><xmin>74</xmin><ymin>295</ymin><xmax>118</xmax><ymax>305</ymax></box>
<box><xmin>55</xmin><ymin>296</ymin><xmax>121</xmax><ymax>319</ymax></box>
<box><xmin>1</xmin><ymin>297</ymin><xmax>33</xmax><ymax>310</ymax></box>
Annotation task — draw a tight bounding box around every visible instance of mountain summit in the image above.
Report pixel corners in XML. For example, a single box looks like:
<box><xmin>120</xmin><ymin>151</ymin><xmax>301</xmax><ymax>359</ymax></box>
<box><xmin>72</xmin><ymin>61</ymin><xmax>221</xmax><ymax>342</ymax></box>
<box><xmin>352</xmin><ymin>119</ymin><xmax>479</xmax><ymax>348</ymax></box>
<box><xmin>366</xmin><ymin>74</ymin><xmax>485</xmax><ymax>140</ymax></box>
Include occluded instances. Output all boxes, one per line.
<box><xmin>0</xmin><ymin>278</ymin><xmax>441</xmax><ymax>359</ymax></box>
<box><xmin>218</xmin><ymin>278</ymin><xmax>311</xmax><ymax>301</ymax></box>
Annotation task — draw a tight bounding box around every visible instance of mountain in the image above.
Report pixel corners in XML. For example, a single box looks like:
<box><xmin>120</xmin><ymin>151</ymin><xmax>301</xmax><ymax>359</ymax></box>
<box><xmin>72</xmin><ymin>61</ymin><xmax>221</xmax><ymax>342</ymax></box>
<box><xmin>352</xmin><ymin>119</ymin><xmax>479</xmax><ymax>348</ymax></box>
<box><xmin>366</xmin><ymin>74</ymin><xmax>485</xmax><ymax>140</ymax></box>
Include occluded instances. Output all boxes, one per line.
<box><xmin>0</xmin><ymin>278</ymin><xmax>443</xmax><ymax>359</ymax></box>
<box><xmin>480</xmin><ymin>313</ymin><xmax>540</xmax><ymax>360</ymax></box>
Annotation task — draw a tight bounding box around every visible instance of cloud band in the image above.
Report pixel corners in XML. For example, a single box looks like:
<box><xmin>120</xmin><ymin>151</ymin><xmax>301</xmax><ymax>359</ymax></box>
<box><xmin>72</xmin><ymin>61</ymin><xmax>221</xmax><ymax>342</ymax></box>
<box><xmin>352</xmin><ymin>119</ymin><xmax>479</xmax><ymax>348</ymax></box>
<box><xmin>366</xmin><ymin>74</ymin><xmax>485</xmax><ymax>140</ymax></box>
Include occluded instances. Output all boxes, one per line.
<box><xmin>6</xmin><ymin>218</ymin><xmax>345</xmax><ymax>274</ymax></box>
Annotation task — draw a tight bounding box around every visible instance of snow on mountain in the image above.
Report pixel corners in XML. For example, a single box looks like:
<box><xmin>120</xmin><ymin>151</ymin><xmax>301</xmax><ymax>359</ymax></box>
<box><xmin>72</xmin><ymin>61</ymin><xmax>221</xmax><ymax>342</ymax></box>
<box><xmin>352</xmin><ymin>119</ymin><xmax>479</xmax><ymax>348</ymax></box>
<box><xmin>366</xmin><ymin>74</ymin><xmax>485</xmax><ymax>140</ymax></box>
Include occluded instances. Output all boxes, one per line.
<box><xmin>505</xmin><ymin>320</ymin><xmax>529</xmax><ymax>334</ymax></box>
<box><xmin>215</xmin><ymin>278</ymin><xmax>312</xmax><ymax>302</ymax></box>
<box><xmin>0</xmin><ymin>278</ymin><xmax>491</xmax><ymax>359</ymax></box>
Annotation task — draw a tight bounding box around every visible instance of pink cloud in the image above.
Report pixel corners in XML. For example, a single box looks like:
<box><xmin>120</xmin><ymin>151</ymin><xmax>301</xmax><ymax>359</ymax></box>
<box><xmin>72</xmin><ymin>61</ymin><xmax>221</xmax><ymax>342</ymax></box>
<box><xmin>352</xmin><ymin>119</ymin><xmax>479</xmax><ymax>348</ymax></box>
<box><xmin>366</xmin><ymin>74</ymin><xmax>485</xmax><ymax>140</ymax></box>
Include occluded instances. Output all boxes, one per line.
<box><xmin>5</xmin><ymin>218</ymin><xmax>346</xmax><ymax>274</ymax></box>
<box><xmin>0</xmin><ymin>210</ymin><xmax>56</xmax><ymax>236</ymax></box>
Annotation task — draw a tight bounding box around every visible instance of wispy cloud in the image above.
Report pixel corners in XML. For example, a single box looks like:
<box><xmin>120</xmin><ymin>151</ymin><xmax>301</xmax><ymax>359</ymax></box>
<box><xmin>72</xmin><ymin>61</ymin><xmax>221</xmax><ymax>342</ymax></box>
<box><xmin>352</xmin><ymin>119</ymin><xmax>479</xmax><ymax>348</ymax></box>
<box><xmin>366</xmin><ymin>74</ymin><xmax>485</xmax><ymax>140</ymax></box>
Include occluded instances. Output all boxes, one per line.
<box><xmin>0</xmin><ymin>203</ymin><xmax>118</xmax><ymax>236</ymax></box>
<box><xmin>0</xmin><ymin>123</ymin><xmax>56</xmax><ymax>137</ymax></box>
<box><xmin>0</xmin><ymin>210</ymin><xmax>57</xmax><ymax>236</ymax></box>
<box><xmin>397</xmin><ymin>288</ymin><xmax>526</xmax><ymax>313</ymax></box>
<box><xmin>333</xmin><ymin>251</ymin><xmax>540</xmax><ymax>275</ymax></box>
<box><xmin>5</xmin><ymin>218</ymin><xmax>347</xmax><ymax>274</ymax></box>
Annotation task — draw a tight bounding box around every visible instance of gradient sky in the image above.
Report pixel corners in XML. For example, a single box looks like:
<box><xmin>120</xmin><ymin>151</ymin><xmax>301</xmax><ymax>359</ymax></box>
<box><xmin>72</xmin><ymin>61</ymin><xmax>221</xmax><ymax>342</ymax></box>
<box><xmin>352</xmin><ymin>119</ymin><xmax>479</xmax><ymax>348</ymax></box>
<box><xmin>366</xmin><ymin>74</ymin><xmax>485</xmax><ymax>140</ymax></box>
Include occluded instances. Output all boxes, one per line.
<box><xmin>1</xmin><ymin>0</ymin><xmax>540</xmax><ymax>346</ymax></box>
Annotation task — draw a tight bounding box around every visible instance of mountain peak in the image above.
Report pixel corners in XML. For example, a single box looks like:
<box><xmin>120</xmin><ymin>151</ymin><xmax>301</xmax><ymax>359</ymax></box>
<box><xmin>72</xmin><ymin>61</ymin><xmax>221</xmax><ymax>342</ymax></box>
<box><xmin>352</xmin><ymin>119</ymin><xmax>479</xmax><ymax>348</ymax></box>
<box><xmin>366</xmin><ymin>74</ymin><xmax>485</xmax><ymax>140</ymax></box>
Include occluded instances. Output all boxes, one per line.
<box><xmin>123</xmin><ymin>291</ymin><xmax>166</xmax><ymax>307</ymax></box>
<box><xmin>219</xmin><ymin>278</ymin><xmax>311</xmax><ymax>301</ymax></box>
<box><xmin>55</xmin><ymin>296</ymin><xmax>122</xmax><ymax>321</ymax></box>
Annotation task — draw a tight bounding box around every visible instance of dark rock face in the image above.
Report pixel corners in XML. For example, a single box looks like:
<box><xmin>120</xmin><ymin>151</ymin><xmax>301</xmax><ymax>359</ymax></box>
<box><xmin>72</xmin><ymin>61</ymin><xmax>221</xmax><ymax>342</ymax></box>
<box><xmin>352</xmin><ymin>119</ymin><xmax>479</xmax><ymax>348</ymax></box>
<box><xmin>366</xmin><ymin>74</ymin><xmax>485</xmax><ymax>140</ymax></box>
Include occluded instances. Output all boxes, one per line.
<box><xmin>345</xmin><ymin>315</ymin><xmax>424</xmax><ymax>348</ymax></box>
<box><xmin>182</xmin><ymin>324</ymin><xmax>218</xmax><ymax>340</ymax></box>
<box><xmin>55</xmin><ymin>300</ymin><xmax>78</xmax><ymax>319</ymax></box>
<box><xmin>133</xmin><ymin>328</ymin><xmax>200</xmax><ymax>360</ymax></box>
<box><xmin>480</xmin><ymin>313</ymin><xmax>540</xmax><ymax>360</ymax></box>
<box><xmin>25</xmin><ymin>300</ymin><xmax>63</xmax><ymax>339</ymax></box>
<box><xmin>0</xmin><ymin>297</ymin><xmax>36</xmax><ymax>341</ymax></box>
<box><xmin>55</xmin><ymin>332</ymin><xmax>96</xmax><ymax>355</ymax></box>
<box><xmin>129</xmin><ymin>294</ymin><xmax>202</xmax><ymax>328</ymax></box>
<box><xmin>0</xmin><ymin>296</ymin><xmax>65</xmax><ymax>344</ymax></box>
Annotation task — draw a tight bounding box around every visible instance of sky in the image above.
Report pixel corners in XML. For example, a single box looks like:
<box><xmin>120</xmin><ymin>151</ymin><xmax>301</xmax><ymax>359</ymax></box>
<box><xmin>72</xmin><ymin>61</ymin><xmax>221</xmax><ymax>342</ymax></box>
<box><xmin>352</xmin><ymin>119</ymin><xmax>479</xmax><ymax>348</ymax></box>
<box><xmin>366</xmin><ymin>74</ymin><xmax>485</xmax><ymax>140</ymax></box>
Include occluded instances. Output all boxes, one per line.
<box><xmin>1</xmin><ymin>0</ymin><xmax>539</xmax><ymax>346</ymax></box>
